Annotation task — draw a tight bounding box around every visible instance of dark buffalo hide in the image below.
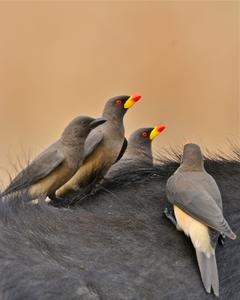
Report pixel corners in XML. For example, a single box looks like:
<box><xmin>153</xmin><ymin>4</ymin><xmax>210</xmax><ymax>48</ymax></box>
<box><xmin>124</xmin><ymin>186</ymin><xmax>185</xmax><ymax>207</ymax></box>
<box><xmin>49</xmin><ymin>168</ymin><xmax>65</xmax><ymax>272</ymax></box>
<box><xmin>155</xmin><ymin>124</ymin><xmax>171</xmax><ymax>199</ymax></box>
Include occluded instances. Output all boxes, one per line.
<box><xmin>0</xmin><ymin>152</ymin><xmax>239</xmax><ymax>300</ymax></box>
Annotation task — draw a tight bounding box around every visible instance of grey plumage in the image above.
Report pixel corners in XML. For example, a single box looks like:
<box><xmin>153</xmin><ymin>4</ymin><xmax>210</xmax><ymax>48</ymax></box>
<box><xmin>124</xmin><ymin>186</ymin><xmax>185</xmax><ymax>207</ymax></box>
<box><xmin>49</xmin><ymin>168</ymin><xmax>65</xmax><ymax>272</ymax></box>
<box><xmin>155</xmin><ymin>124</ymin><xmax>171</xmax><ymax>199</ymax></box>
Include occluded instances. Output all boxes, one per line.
<box><xmin>106</xmin><ymin>126</ymin><xmax>165</xmax><ymax>178</ymax></box>
<box><xmin>166</xmin><ymin>143</ymin><xmax>236</xmax><ymax>297</ymax></box>
<box><xmin>116</xmin><ymin>127</ymin><xmax>155</xmax><ymax>165</ymax></box>
<box><xmin>56</xmin><ymin>94</ymin><xmax>141</xmax><ymax>197</ymax></box>
<box><xmin>196</xmin><ymin>249</ymin><xmax>219</xmax><ymax>297</ymax></box>
<box><xmin>166</xmin><ymin>172</ymin><xmax>236</xmax><ymax>239</ymax></box>
<box><xmin>3</xmin><ymin>142</ymin><xmax>64</xmax><ymax>195</ymax></box>
<box><xmin>2</xmin><ymin>116</ymin><xmax>106</xmax><ymax>201</ymax></box>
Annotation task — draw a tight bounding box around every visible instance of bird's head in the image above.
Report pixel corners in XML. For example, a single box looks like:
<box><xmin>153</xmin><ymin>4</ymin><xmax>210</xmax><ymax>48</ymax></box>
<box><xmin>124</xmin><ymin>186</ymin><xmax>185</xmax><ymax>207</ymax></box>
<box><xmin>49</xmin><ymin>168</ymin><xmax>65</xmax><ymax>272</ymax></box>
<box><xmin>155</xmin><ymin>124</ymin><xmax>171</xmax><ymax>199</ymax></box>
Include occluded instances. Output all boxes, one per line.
<box><xmin>181</xmin><ymin>143</ymin><xmax>204</xmax><ymax>171</ymax></box>
<box><xmin>129</xmin><ymin>125</ymin><xmax>166</xmax><ymax>146</ymax></box>
<box><xmin>102</xmin><ymin>94</ymin><xmax>142</xmax><ymax>121</ymax></box>
<box><xmin>62</xmin><ymin>116</ymin><xmax>106</xmax><ymax>143</ymax></box>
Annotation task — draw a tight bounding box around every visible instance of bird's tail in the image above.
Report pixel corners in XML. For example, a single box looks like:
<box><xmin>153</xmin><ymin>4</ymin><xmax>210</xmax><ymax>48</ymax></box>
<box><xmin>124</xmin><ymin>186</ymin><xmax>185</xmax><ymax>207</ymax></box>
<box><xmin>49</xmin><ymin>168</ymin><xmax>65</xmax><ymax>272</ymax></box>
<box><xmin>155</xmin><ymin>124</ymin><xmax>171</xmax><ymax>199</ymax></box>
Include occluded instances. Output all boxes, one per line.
<box><xmin>222</xmin><ymin>220</ymin><xmax>237</xmax><ymax>240</ymax></box>
<box><xmin>196</xmin><ymin>249</ymin><xmax>219</xmax><ymax>297</ymax></box>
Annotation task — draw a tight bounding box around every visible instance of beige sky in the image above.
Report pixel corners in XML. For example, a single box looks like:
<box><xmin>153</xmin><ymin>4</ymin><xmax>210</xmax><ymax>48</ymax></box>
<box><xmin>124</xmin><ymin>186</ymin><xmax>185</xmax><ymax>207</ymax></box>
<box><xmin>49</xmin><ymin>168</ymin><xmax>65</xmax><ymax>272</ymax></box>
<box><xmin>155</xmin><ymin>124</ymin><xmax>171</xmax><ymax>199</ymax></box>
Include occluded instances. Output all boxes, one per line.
<box><xmin>0</xmin><ymin>1</ymin><xmax>239</xmax><ymax>186</ymax></box>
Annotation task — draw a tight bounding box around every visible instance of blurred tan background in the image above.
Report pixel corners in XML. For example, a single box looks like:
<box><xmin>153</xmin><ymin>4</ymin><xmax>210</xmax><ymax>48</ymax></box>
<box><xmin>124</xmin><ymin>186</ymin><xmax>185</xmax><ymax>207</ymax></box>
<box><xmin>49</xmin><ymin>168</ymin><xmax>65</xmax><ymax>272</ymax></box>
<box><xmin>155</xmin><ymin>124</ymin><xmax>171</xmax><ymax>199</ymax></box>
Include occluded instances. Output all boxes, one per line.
<box><xmin>0</xmin><ymin>1</ymin><xmax>239</xmax><ymax>187</ymax></box>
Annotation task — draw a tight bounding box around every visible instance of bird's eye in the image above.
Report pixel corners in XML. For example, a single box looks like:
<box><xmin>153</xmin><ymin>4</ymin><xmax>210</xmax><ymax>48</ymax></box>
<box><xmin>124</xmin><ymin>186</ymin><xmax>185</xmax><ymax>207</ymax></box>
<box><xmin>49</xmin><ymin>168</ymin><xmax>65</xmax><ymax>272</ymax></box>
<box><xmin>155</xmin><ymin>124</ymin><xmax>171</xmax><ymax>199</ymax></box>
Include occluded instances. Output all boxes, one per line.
<box><xmin>142</xmin><ymin>131</ymin><xmax>148</xmax><ymax>137</ymax></box>
<box><xmin>116</xmin><ymin>99</ymin><xmax>122</xmax><ymax>105</ymax></box>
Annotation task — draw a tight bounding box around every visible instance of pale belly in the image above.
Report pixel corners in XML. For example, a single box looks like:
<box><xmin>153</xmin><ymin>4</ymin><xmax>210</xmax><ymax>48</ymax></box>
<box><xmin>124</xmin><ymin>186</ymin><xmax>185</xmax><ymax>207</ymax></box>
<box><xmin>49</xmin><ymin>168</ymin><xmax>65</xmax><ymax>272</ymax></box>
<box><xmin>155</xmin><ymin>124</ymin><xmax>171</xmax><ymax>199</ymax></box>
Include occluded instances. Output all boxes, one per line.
<box><xmin>29</xmin><ymin>162</ymin><xmax>71</xmax><ymax>198</ymax></box>
<box><xmin>174</xmin><ymin>205</ymin><xmax>214</xmax><ymax>256</ymax></box>
<box><xmin>56</xmin><ymin>144</ymin><xmax>117</xmax><ymax>197</ymax></box>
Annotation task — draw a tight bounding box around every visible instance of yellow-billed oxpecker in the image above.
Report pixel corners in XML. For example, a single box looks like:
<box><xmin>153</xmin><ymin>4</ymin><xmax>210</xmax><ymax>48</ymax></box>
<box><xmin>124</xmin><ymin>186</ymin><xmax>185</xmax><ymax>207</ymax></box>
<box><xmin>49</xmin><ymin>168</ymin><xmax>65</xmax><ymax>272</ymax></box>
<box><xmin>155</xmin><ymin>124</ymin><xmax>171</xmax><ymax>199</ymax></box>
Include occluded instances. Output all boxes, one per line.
<box><xmin>2</xmin><ymin>116</ymin><xmax>106</xmax><ymax>201</ymax></box>
<box><xmin>106</xmin><ymin>124</ymin><xmax>166</xmax><ymax>178</ymax></box>
<box><xmin>56</xmin><ymin>94</ymin><xmax>142</xmax><ymax>197</ymax></box>
<box><xmin>165</xmin><ymin>143</ymin><xmax>236</xmax><ymax>297</ymax></box>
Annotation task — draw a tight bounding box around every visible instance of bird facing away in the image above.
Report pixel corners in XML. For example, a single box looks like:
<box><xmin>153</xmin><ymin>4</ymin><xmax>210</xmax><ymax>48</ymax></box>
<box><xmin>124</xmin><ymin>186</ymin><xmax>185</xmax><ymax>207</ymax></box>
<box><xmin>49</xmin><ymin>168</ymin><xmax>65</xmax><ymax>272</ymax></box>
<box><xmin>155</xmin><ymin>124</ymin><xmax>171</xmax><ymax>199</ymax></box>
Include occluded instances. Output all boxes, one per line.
<box><xmin>165</xmin><ymin>143</ymin><xmax>236</xmax><ymax>297</ymax></box>
<box><xmin>106</xmin><ymin>124</ymin><xmax>166</xmax><ymax>178</ymax></box>
<box><xmin>2</xmin><ymin>116</ymin><xmax>106</xmax><ymax>202</ymax></box>
<box><xmin>56</xmin><ymin>94</ymin><xmax>141</xmax><ymax>198</ymax></box>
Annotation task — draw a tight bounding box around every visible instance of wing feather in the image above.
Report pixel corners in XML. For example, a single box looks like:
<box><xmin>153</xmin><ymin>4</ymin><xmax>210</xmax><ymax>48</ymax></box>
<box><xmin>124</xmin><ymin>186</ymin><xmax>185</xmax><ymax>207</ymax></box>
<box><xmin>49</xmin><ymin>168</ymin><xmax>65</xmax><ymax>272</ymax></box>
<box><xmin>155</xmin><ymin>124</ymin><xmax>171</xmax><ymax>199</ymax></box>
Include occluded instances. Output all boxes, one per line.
<box><xmin>3</xmin><ymin>142</ymin><xmax>64</xmax><ymax>195</ymax></box>
<box><xmin>166</xmin><ymin>172</ymin><xmax>235</xmax><ymax>239</ymax></box>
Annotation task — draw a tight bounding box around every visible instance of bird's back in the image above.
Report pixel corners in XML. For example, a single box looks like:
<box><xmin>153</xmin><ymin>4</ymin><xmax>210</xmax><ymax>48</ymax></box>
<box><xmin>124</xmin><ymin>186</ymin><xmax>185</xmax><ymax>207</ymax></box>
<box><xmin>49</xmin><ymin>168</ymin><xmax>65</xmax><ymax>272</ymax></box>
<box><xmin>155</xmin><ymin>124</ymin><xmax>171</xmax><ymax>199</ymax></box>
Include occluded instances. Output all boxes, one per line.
<box><xmin>2</xmin><ymin>141</ymin><xmax>63</xmax><ymax>196</ymax></box>
<box><xmin>170</xmin><ymin>170</ymin><xmax>222</xmax><ymax>209</ymax></box>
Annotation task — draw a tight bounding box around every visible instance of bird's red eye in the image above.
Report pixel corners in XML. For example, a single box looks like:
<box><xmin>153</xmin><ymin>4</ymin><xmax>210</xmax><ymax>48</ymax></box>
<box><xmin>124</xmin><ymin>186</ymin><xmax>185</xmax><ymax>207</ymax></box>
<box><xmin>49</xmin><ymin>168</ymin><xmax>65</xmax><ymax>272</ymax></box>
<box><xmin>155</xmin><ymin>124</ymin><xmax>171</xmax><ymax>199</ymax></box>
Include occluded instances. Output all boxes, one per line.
<box><xmin>116</xmin><ymin>99</ymin><xmax>122</xmax><ymax>105</ymax></box>
<box><xmin>142</xmin><ymin>131</ymin><xmax>148</xmax><ymax>137</ymax></box>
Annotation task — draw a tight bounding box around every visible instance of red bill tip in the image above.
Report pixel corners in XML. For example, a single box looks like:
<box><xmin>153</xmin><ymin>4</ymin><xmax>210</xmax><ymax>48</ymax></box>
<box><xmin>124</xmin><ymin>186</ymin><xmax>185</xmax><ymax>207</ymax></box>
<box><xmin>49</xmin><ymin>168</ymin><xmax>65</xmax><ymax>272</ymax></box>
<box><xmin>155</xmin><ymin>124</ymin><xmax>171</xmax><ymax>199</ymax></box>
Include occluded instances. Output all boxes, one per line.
<box><xmin>131</xmin><ymin>94</ymin><xmax>142</xmax><ymax>102</ymax></box>
<box><xmin>156</xmin><ymin>124</ymin><xmax>166</xmax><ymax>133</ymax></box>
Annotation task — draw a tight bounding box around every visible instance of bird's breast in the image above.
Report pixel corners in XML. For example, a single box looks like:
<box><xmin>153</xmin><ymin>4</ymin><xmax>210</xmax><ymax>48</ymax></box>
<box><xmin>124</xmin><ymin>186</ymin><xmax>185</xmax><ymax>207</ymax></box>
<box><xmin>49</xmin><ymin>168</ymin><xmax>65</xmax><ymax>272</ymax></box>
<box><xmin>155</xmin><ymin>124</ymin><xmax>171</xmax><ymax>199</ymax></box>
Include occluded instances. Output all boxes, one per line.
<box><xmin>56</xmin><ymin>133</ymin><xmax>124</xmax><ymax>197</ymax></box>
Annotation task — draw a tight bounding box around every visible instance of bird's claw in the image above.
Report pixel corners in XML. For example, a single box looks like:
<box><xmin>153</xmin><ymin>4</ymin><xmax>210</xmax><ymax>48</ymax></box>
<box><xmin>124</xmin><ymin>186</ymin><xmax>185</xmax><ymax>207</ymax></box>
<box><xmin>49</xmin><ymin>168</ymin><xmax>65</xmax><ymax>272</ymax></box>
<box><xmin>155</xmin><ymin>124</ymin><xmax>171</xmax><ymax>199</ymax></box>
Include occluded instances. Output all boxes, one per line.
<box><xmin>218</xmin><ymin>234</ymin><xmax>225</xmax><ymax>246</ymax></box>
<box><xmin>48</xmin><ymin>193</ymin><xmax>65</xmax><ymax>202</ymax></box>
<box><xmin>164</xmin><ymin>207</ymin><xmax>171</xmax><ymax>217</ymax></box>
<box><xmin>164</xmin><ymin>207</ymin><xmax>177</xmax><ymax>227</ymax></box>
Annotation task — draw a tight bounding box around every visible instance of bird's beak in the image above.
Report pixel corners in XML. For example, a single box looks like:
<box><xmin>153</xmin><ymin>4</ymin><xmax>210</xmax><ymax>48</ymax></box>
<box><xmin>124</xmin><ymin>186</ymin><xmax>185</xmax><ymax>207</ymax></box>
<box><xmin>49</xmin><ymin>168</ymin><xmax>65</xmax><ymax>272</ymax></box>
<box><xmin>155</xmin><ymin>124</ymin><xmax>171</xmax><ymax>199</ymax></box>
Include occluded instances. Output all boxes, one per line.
<box><xmin>124</xmin><ymin>94</ymin><xmax>142</xmax><ymax>109</ymax></box>
<box><xmin>149</xmin><ymin>124</ymin><xmax>166</xmax><ymax>140</ymax></box>
<box><xmin>89</xmin><ymin>117</ymin><xmax>106</xmax><ymax>129</ymax></box>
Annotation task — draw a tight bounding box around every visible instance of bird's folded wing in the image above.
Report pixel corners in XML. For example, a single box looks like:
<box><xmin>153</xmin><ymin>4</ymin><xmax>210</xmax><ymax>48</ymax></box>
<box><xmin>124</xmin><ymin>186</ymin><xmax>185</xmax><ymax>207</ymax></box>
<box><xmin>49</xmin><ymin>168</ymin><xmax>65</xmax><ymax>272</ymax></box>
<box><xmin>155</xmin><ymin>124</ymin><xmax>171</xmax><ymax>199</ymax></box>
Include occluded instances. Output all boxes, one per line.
<box><xmin>83</xmin><ymin>130</ymin><xmax>104</xmax><ymax>161</ymax></box>
<box><xmin>166</xmin><ymin>174</ymin><xmax>235</xmax><ymax>239</ymax></box>
<box><xmin>114</xmin><ymin>138</ymin><xmax>128</xmax><ymax>163</ymax></box>
<box><xmin>3</xmin><ymin>143</ymin><xmax>65</xmax><ymax>195</ymax></box>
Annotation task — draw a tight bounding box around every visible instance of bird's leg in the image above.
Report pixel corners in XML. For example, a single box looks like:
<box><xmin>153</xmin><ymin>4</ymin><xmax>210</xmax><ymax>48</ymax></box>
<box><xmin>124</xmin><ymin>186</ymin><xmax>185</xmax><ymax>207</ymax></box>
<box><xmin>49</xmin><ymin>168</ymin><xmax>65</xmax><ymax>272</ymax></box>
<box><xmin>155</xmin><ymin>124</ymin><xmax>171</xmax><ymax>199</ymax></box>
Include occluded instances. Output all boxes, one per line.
<box><xmin>48</xmin><ymin>193</ymin><xmax>57</xmax><ymax>201</ymax></box>
<box><xmin>164</xmin><ymin>207</ymin><xmax>177</xmax><ymax>227</ymax></box>
<box><xmin>218</xmin><ymin>234</ymin><xmax>225</xmax><ymax>246</ymax></box>
<box><xmin>90</xmin><ymin>183</ymin><xmax>102</xmax><ymax>195</ymax></box>
<box><xmin>48</xmin><ymin>193</ymin><xmax>64</xmax><ymax>202</ymax></box>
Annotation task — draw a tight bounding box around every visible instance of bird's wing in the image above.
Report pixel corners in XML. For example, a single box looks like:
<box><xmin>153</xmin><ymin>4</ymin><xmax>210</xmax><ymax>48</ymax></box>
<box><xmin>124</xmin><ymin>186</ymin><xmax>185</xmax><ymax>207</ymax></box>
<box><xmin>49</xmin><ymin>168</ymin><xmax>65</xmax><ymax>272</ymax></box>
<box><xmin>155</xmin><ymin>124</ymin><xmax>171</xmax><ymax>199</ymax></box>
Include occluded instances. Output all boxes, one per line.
<box><xmin>203</xmin><ymin>173</ymin><xmax>223</xmax><ymax>210</ymax></box>
<box><xmin>3</xmin><ymin>142</ymin><xmax>65</xmax><ymax>195</ymax></box>
<box><xmin>83</xmin><ymin>129</ymin><xmax>104</xmax><ymax>161</ymax></box>
<box><xmin>114</xmin><ymin>138</ymin><xmax>128</xmax><ymax>163</ymax></box>
<box><xmin>166</xmin><ymin>173</ymin><xmax>235</xmax><ymax>239</ymax></box>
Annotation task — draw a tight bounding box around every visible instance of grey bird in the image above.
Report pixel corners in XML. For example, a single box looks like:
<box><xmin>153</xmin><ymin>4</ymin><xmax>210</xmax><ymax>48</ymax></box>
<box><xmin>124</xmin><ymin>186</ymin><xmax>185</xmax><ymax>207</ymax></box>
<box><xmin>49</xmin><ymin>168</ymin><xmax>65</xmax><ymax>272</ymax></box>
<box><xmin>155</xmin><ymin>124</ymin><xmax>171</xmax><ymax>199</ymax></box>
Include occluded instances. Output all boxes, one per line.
<box><xmin>165</xmin><ymin>143</ymin><xmax>236</xmax><ymax>297</ymax></box>
<box><xmin>2</xmin><ymin>116</ymin><xmax>106</xmax><ymax>202</ymax></box>
<box><xmin>56</xmin><ymin>94</ymin><xmax>141</xmax><ymax>198</ymax></box>
<box><xmin>106</xmin><ymin>124</ymin><xmax>166</xmax><ymax>178</ymax></box>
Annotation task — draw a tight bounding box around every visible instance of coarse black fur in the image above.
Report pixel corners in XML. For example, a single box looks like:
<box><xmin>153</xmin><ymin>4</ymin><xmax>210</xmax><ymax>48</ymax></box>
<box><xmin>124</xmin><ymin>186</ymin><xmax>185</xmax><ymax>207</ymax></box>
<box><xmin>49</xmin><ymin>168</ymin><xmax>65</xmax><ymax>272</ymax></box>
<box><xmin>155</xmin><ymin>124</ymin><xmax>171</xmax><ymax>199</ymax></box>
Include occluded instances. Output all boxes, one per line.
<box><xmin>0</xmin><ymin>149</ymin><xmax>239</xmax><ymax>299</ymax></box>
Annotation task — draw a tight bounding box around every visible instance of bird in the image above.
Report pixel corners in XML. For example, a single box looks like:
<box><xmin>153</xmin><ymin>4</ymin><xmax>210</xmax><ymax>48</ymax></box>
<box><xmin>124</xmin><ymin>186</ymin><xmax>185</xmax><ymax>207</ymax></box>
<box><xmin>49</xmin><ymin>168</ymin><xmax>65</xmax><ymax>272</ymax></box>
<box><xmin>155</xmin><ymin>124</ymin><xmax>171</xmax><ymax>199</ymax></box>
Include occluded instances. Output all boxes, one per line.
<box><xmin>1</xmin><ymin>116</ymin><xmax>106</xmax><ymax>202</ymax></box>
<box><xmin>165</xmin><ymin>143</ymin><xmax>236</xmax><ymax>297</ymax></box>
<box><xmin>56</xmin><ymin>94</ymin><xmax>142</xmax><ymax>198</ymax></box>
<box><xmin>106</xmin><ymin>124</ymin><xmax>166</xmax><ymax>179</ymax></box>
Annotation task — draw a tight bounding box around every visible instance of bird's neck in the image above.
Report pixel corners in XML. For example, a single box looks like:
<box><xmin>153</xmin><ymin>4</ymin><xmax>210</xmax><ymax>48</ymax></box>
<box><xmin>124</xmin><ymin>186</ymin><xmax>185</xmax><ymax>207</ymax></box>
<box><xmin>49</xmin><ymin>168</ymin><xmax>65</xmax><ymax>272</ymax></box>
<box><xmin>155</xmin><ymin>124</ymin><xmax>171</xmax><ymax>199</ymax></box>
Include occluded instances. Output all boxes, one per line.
<box><xmin>102</xmin><ymin>111</ymin><xmax>124</xmax><ymax>124</ymax></box>
<box><xmin>101</xmin><ymin>113</ymin><xmax>125</xmax><ymax>137</ymax></box>
<box><xmin>61</xmin><ymin>139</ymin><xmax>84</xmax><ymax>166</ymax></box>
<box><xmin>61</xmin><ymin>136</ymin><xmax>84</xmax><ymax>148</ymax></box>
<box><xmin>124</xmin><ymin>143</ymin><xmax>153</xmax><ymax>164</ymax></box>
<box><xmin>178</xmin><ymin>160</ymin><xmax>205</xmax><ymax>172</ymax></box>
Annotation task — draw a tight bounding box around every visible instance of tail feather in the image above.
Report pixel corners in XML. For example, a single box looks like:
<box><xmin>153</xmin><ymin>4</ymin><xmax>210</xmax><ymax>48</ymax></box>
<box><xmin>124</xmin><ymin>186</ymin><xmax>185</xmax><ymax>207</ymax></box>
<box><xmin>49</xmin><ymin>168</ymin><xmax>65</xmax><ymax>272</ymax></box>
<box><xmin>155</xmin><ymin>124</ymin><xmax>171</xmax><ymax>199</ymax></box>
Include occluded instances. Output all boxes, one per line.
<box><xmin>221</xmin><ymin>217</ymin><xmax>237</xmax><ymax>240</ymax></box>
<box><xmin>225</xmin><ymin>228</ymin><xmax>237</xmax><ymax>240</ymax></box>
<box><xmin>196</xmin><ymin>250</ymin><xmax>219</xmax><ymax>297</ymax></box>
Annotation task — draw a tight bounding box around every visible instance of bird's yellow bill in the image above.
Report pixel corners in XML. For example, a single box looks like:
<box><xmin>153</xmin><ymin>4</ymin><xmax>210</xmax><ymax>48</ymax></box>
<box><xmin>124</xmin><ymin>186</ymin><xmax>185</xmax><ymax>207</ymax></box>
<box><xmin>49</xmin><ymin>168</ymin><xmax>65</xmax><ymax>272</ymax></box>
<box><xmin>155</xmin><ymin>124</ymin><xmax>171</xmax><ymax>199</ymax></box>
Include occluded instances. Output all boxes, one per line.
<box><xmin>149</xmin><ymin>124</ymin><xmax>166</xmax><ymax>140</ymax></box>
<box><xmin>124</xmin><ymin>94</ymin><xmax>142</xmax><ymax>109</ymax></box>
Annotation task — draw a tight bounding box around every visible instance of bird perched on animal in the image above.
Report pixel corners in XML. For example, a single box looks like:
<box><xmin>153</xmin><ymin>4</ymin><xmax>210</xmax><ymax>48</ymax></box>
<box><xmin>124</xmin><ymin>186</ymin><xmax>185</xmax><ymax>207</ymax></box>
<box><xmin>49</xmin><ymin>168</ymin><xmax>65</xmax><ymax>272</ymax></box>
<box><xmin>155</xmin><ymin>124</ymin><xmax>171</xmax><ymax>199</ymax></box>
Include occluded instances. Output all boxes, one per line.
<box><xmin>165</xmin><ymin>143</ymin><xmax>236</xmax><ymax>297</ymax></box>
<box><xmin>1</xmin><ymin>116</ymin><xmax>106</xmax><ymax>202</ymax></box>
<box><xmin>56</xmin><ymin>94</ymin><xmax>142</xmax><ymax>198</ymax></box>
<box><xmin>106</xmin><ymin>124</ymin><xmax>166</xmax><ymax>179</ymax></box>
<box><xmin>0</xmin><ymin>145</ymin><xmax>239</xmax><ymax>299</ymax></box>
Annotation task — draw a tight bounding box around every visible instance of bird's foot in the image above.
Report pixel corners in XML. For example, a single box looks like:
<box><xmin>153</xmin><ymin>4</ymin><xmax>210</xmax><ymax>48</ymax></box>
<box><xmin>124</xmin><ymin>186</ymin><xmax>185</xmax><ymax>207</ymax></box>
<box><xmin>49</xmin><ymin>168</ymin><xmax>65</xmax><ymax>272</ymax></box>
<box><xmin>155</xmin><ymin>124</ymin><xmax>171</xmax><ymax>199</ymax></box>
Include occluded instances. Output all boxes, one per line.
<box><xmin>72</xmin><ymin>185</ymin><xmax>80</xmax><ymax>192</ymax></box>
<box><xmin>48</xmin><ymin>193</ymin><xmax>64</xmax><ymax>202</ymax></box>
<box><xmin>45</xmin><ymin>196</ymin><xmax>52</xmax><ymax>203</ymax></box>
<box><xmin>90</xmin><ymin>184</ymin><xmax>101</xmax><ymax>195</ymax></box>
<box><xmin>218</xmin><ymin>234</ymin><xmax>225</xmax><ymax>246</ymax></box>
<box><xmin>164</xmin><ymin>207</ymin><xmax>177</xmax><ymax>227</ymax></box>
